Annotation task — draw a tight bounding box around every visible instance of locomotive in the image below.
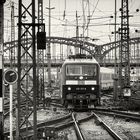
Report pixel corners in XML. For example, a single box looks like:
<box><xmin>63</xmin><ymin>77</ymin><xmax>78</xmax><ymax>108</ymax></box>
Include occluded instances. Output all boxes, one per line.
<box><xmin>60</xmin><ymin>54</ymin><xmax>101</xmax><ymax>108</ymax></box>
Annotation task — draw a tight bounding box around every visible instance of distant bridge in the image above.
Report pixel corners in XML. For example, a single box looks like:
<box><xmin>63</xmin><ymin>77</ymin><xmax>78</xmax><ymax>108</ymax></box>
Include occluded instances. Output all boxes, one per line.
<box><xmin>4</xmin><ymin>57</ymin><xmax>140</xmax><ymax>67</ymax></box>
<box><xmin>3</xmin><ymin>36</ymin><xmax>140</xmax><ymax>66</ymax></box>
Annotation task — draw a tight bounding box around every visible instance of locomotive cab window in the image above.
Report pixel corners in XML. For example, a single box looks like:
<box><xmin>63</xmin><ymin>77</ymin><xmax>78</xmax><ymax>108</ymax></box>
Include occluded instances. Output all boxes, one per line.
<box><xmin>66</xmin><ymin>64</ymin><xmax>97</xmax><ymax>76</ymax></box>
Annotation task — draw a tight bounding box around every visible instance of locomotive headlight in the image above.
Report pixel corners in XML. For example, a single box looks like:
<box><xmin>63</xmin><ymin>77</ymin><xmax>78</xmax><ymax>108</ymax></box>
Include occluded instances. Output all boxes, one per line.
<box><xmin>68</xmin><ymin>87</ymin><xmax>71</xmax><ymax>90</ymax></box>
<box><xmin>91</xmin><ymin>87</ymin><xmax>95</xmax><ymax>90</ymax></box>
<box><xmin>79</xmin><ymin>76</ymin><xmax>83</xmax><ymax>80</ymax></box>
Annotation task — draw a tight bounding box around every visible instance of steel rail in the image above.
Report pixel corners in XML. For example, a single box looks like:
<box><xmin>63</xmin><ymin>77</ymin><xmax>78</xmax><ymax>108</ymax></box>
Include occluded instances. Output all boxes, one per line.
<box><xmin>93</xmin><ymin>108</ymin><xmax>140</xmax><ymax>121</ymax></box>
<box><xmin>4</xmin><ymin>99</ymin><xmax>32</xmax><ymax>119</ymax></box>
<box><xmin>71</xmin><ymin>112</ymin><xmax>85</xmax><ymax>140</ymax></box>
<box><xmin>50</xmin><ymin>102</ymin><xmax>64</xmax><ymax>107</ymax></box>
<box><xmin>92</xmin><ymin>112</ymin><xmax>123</xmax><ymax>140</ymax></box>
<box><xmin>16</xmin><ymin>112</ymin><xmax>100</xmax><ymax>139</ymax></box>
<box><xmin>4</xmin><ymin>113</ymin><xmax>71</xmax><ymax>137</ymax></box>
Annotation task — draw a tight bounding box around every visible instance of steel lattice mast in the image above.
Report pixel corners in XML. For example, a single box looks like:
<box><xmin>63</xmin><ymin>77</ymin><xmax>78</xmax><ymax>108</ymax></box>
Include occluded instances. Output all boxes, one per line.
<box><xmin>16</xmin><ymin>0</ymin><xmax>37</xmax><ymax>139</ymax></box>
<box><xmin>0</xmin><ymin>0</ymin><xmax>6</xmax><ymax>139</ymax></box>
<box><xmin>10</xmin><ymin>2</ymin><xmax>15</xmax><ymax>67</ymax></box>
<box><xmin>119</xmin><ymin>0</ymin><xmax>130</xmax><ymax>94</ymax></box>
<box><xmin>37</xmin><ymin>0</ymin><xmax>45</xmax><ymax>105</ymax></box>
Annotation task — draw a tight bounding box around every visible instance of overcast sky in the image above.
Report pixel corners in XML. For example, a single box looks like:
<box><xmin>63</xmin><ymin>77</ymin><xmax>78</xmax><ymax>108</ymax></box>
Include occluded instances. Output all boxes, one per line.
<box><xmin>4</xmin><ymin>0</ymin><xmax>140</xmax><ymax>45</ymax></box>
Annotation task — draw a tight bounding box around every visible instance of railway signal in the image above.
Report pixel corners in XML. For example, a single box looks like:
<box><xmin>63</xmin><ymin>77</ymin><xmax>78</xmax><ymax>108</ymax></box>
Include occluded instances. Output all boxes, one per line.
<box><xmin>4</xmin><ymin>69</ymin><xmax>18</xmax><ymax>85</ymax></box>
<box><xmin>4</xmin><ymin>69</ymin><xmax>18</xmax><ymax>140</ymax></box>
<box><xmin>37</xmin><ymin>31</ymin><xmax>46</xmax><ymax>49</ymax></box>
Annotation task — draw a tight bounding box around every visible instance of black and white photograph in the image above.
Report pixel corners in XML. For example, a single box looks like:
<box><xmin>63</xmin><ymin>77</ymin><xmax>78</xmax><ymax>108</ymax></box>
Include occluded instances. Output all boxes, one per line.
<box><xmin>0</xmin><ymin>0</ymin><xmax>140</xmax><ymax>139</ymax></box>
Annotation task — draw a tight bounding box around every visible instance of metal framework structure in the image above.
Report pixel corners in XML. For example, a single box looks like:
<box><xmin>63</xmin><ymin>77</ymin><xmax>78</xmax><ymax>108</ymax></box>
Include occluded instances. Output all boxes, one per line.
<box><xmin>45</xmin><ymin>36</ymin><xmax>98</xmax><ymax>56</ymax></box>
<box><xmin>75</xmin><ymin>11</ymin><xmax>79</xmax><ymax>54</ymax></box>
<box><xmin>99</xmin><ymin>37</ymin><xmax>140</xmax><ymax>58</ymax></box>
<box><xmin>10</xmin><ymin>2</ymin><xmax>15</xmax><ymax>67</ymax></box>
<box><xmin>46</xmin><ymin>0</ymin><xmax>54</xmax><ymax>88</ymax></box>
<box><xmin>16</xmin><ymin>0</ymin><xmax>37</xmax><ymax>139</ymax></box>
<box><xmin>37</xmin><ymin>0</ymin><xmax>45</xmax><ymax>105</ymax></box>
<box><xmin>119</xmin><ymin>0</ymin><xmax>130</xmax><ymax>89</ymax></box>
<box><xmin>3</xmin><ymin>36</ymin><xmax>140</xmax><ymax>63</ymax></box>
<box><xmin>0</xmin><ymin>0</ymin><xmax>6</xmax><ymax>139</ymax></box>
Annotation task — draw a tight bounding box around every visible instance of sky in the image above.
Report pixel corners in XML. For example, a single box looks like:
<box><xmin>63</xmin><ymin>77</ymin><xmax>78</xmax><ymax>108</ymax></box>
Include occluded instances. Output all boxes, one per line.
<box><xmin>3</xmin><ymin>0</ymin><xmax>140</xmax><ymax>45</ymax></box>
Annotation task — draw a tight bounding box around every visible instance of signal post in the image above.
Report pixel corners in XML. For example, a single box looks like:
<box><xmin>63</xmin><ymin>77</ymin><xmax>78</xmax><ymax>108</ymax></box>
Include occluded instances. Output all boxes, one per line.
<box><xmin>4</xmin><ymin>69</ymin><xmax>18</xmax><ymax>140</ymax></box>
<box><xmin>0</xmin><ymin>51</ymin><xmax>3</xmax><ymax>139</ymax></box>
<box><xmin>0</xmin><ymin>0</ymin><xmax>6</xmax><ymax>139</ymax></box>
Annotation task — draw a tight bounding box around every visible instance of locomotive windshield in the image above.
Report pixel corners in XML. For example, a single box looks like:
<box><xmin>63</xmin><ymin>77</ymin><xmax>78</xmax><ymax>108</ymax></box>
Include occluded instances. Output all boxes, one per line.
<box><xmin>66</xmin><ymin>64</ymin><xmax>97</xmax><ymax>76</ymax></box>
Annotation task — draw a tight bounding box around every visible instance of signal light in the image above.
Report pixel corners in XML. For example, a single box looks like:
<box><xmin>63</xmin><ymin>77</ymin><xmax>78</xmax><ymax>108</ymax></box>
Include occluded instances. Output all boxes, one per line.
<box><xmin>37</xmin><ymin>32</ymin><xmax>46</xmax><ymax>49</ymax></box>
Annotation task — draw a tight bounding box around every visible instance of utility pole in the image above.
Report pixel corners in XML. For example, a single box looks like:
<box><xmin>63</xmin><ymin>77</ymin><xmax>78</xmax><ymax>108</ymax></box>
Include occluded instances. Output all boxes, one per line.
<box><xmin>82</xmin><ymin>0</ymin><xmax>86</xmax><ymax>54</ymax></box>
<box><xmin>37</xmin><ymin>0</ymin><xmax>45</xmax><ymax>106</ymax></box>
<box><xmin>113</xmin><ymin>0</ymin><xmax>118</xmax><ymax>101</ymax></box>
<box><xmin>46</xmin><ymin>0</ymin><xmax>54</xmax><ymax>88</ymax></box>
<box><xmin>75</xmin><ymin>11</ymin><xmax>79</xmax><ymax>54</ymax></box>
<box><xmin>81</xmin><ymin>0</ymin><xmax>90</xmax><ymax>54</ymax></box>
<box><xmin>10</xmin><ymin>1</ymin><xmax>15</xmax><ymax>68</ymax></box>
<box><xmin>0</xmin><ymin>0</ymin><xmax>6</xmax><ymax>139</ymax></box>
<box><xmin>16</xmin><ymin>0</ymin><xmax>43</xmax><ymax>139</ymax></box>
<box><xmin>86</xmin><ymin>0</ymin><xmax>90</xmax><ymax>39</ymax></box>
<box><xmin>119</xmin><ymin>0</ymin><xmax>131</xmax><ymax>97</ymax></box>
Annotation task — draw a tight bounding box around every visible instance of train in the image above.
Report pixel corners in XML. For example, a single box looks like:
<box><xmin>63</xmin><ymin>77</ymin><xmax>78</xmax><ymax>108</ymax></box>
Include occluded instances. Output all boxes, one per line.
<box><xmin>60</xmin><ymin>54</ymin><xmax>114</xmax><ymax>109</ymax></box>
<box><xmin>100</xmin><ymin>67</ymin><xmax>114</xmax><ymax>92</ymax></box>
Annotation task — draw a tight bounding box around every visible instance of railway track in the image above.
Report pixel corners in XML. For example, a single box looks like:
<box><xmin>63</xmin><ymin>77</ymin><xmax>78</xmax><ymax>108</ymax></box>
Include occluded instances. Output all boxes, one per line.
<box><xmin>62</xmin><ymin>110</ymin><xmax>140</xmax><ymax>140</ymax></box>
<box><xmin>4</xmin><ymin>108</ymin><xmax>140</xmax><ymax>139</ymax></box>
<box><xmin>92</xmin><ymin>110</ymin><xmax>140</xmax><ymax>139</ymax></box>
<box><xmin>4</xmin><ymin>99</ymin><xmax>32</xmax><ymax>118</ymax></box>
<box><xmin>69</xmin><ymin>112</ymin><xmax>123</xmax><ymax>140</ymax></box>
<box><xmin>56</xmin><ymin>108</ymin><xmax>140</xmax><ymax>139</ymax></box>
<box><xmin>3</xmin><ymin>97</ymin><xmax>63</xmax><ymax>119</ymax></box>
<box><xmin>93</xmin><ymin>108</ymin><xmax>140</xmax><ymax>121</ymax></box>
<box><xmin>4</xmin><ymin>99</ymin><xmax>140</xmax><ymax>140</ymax></box>
<box><xmin>4</xmin><ymin>112</ymin><xmax>72</xmax><ymax>139</ymax></box>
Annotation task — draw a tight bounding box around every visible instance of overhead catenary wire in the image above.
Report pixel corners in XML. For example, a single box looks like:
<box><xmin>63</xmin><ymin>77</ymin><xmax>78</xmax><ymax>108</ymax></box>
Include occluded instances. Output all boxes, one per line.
<box><xmin>3</xmin><ymin>0</ymin><xmax>140</xmax><ymax>45</ymax></box>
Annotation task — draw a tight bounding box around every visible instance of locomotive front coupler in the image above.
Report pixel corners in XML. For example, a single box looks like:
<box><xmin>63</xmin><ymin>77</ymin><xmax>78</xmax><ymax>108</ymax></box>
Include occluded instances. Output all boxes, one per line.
<box><xmin>86</xmin><ymin>95</ymin><xmax>90</xmax><ymax>104</ymax></box>
<box><xmin>73</xmin><ymin>95</ymin><xmax>77</xmax><ymax>104</ymax></box>
<box><xmin>79</xmin><ymin>99</ymin><xmax>83</xmax><ymax>108</ymax></box>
